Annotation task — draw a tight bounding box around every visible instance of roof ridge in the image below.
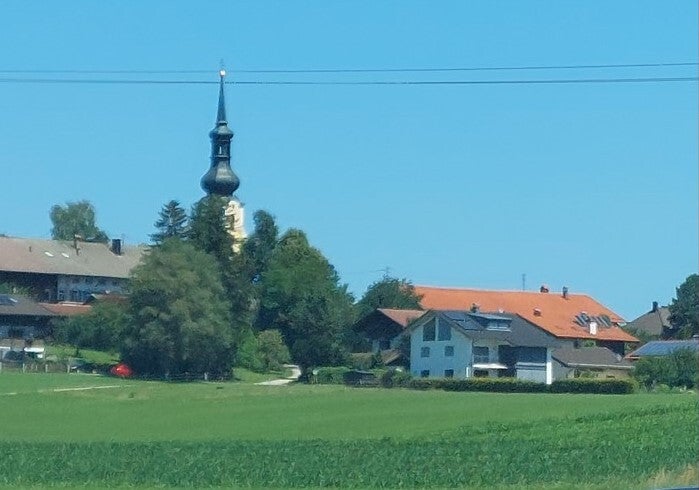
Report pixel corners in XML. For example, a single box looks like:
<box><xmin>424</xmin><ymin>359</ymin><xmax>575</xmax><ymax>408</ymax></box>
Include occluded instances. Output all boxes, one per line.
<box><xmin>415</xmin><ymin>284</ymin><xmax>592</xmax><ymax>297</ymax></box>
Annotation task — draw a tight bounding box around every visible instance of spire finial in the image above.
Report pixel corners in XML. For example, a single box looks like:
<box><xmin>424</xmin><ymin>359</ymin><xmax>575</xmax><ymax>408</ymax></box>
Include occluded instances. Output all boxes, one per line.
<box><xmin>217</xmin><ymin>61</ymin><xmax>227</xmax><ymax>123</ymax></box>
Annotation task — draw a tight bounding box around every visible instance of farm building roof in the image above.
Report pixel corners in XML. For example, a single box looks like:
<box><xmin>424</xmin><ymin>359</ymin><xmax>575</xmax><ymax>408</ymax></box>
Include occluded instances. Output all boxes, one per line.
<box><xmin>0</xmin><ymin>236</ymin><xmax>146</xmax><ymax>279</ymax></box>
<box><xmin>414</xmin><ymin>286</ymin><xmax>636</xmax><ymax>343</ymax></box>
<box><xmin>552</xmin><ymin>346</ymin><xmax>633</xmax><ymax>370</ymax></box>
<box><xmin>626</xmin><ymin>339</ymin><xmax>699</xmax><ymax>359</ymax></box>
<box><xmin>624</xmin><ymin>304</ymin><xmax>672</xmax><ymax>337</ymax></box>
<box><xmin>0</xmin><ymin>294</ymin><xmax>57</xmax><ymax>317</ymax></box>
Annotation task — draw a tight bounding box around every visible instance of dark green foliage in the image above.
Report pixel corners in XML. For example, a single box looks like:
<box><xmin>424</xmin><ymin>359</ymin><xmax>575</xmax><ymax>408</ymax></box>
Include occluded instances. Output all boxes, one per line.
<box><xmin>548</xmin><ymin>378</ymin><xmax>637</xmax><ymax>394</ymax></box>
<box><xmin>151</xmin><ymin>200</ymin><xmax>188</xmax><ymax>244</ymax></box>
<box><xmin>187</xmin><ymin>195</ymin><xmax>253</xmax><ymax>330</ymax></box>
<box><xmin>0</xmin><ymin>403</ymin><xmax>695</xmax><ymax>487</ymax></box>
<box><xmin>355</xmin><ymin>276</ymin><xmax>423</xmax><ymax>319</ymax></box>
<box><xmin>668</xmin><ymin>274</ymin><xmax>699</xmax><ymax>338</ymax></box>
<box><xmin>257</xmin><ymin>229</ymin><xmax>354</xmax><ymax>369</ymax></box>
<box><xmin>236</xmin><ymin>329</ymin><xmax>291</xmax><ymax>372</ymax></box>
<box><xmin>406</xmin><ymin>377</ymin><xmax>636</xmax><ymax>394</ymax></box>
<box><xmin>120</xmin><ymin>239</ymin><xmax>233</xmax><ymax>377</ymax></box>
<box><xmin>409</xmin><ymin>377</ymin><xmax>549</xmax><ymax>393</ymax></box>
<box><xmin>311</xmin><ymin>366</ymin><xmax>351</xmax><ymax>384</ymax></box>
<box><xmin>187</xmin><ymin>195</ymin><xmax>234</xmax><ymax>264</ymax></box>
<box><xmin>49</xmin><ymin>200</ymin><xmax>108</xmax><ymax>242</ymax></box>
<box><xmin>379</xmin><ymin>369</ymin><xmax>412</xmax><ymax>388</ymax></box>
<box><xmin>53</xmin><ymin>301</ymin><xmax>128</xmax><ymax>352</ymax></box>
<box><xmin>242</xmin><ymin>210</ymin><xmax>279</xmax><ymax>283</ymax></box>
<box><xmin>256</xmin><ymin>329</ymin><xmax>291</xmax><ymax>371</ymax></box>
<box><xmin>633</xmin><ymin>348</ymin><xmax>698</xmax><ymax>389</ymax></box>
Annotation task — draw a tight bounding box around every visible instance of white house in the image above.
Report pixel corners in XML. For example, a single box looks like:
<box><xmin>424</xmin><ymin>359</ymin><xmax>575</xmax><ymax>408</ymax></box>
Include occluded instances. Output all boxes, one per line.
<box><xmin>407</xmin><ymin>310</ymin><xmax>561</xmax><ymax>384</ymax></box>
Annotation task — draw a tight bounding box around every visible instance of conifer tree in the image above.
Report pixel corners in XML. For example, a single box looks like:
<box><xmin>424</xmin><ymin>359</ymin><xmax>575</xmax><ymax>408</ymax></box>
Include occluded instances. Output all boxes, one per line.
<box><xmin>151</xmin><ymin>200</ymin><xmax>188</xmax><ymax>244</ymax></box>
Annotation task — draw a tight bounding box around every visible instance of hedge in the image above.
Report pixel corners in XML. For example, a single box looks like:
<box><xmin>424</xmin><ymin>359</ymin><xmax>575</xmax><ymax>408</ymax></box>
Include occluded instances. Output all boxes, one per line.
<box><xmin>549</xmin><ymin>378</ymin><xmax>638</xmax><ymax>394</ymax></box>
<box><xmin>311</xmin><ymin>367</ymin><xmax>351</xmax><ymax>384</ymax></box>
<box><xmin>407</xmin><ymin>377</ymin><xmax>636</xmax><ymax>394</ymax></box>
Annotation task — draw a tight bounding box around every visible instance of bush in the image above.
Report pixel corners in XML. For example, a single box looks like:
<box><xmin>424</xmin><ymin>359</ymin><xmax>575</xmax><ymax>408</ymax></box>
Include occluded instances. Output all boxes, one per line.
<box><xmin>549</xmin><ymin>378</ymin><xmax>637</xmax><ymax>394</ymax></box>
<box><xmin>408</xmin><ymin>377</ymin><xmax>548</xmax><ymax>393</ymax></box>
<box><xmin>312</xmin><ymin>366</ymin><xmax>351</xmax><ymax>384</ymax></box>
<box><xmin>379</xmin><ymin>369</ymin><xmax>412</xmax><ymax>388</ymax></box>
<box><xmin>633</xmin><ymin>349</ymin><xmax>698</xmax><ymax>389</ymax></box>
<box><xmin>406</xmin><ymin>377</ymin><xmax>636</xmax><ymax>394</ymax></box>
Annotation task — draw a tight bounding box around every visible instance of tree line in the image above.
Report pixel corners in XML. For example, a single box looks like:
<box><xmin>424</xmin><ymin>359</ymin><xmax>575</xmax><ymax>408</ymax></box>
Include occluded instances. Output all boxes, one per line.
<box><xmin>54</xmin><ymin>198</ymin><xmax>422</xmax><ymax>378</ymax></box>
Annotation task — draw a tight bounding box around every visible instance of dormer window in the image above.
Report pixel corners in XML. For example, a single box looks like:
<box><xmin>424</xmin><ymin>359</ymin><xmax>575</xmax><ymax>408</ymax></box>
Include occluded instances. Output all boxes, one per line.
<box><xmin>487</xmin><ymin>320</ymin><xmax>511</xmax><ymax>331</ymax></box>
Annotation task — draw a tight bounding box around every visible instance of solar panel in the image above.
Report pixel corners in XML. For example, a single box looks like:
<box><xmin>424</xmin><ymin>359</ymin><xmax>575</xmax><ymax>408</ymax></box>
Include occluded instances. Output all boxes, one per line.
<box><xmin>632</xmin><ymin>340</ymin><xmax>699</xmax><ymax>357</ymax></box>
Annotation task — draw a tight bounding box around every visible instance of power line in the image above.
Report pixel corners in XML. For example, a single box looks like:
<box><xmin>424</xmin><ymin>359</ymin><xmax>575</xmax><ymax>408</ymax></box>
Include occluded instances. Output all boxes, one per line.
<box><xmin>0</xmin><ymin>76</ymin><xmax>695</xmax><ymax>85</ymax></box>
<box><xmin>0</xmin><ymin>61</ymin><xmax>695</xmax><ymax>75</ymax></box>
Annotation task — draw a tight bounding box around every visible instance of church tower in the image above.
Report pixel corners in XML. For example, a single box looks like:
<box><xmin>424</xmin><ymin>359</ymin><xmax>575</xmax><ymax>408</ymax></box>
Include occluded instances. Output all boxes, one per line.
<box><xmin>200</xmin><ymin>70</ymin><xmax>246</xmax><ymax>249</ymax></box>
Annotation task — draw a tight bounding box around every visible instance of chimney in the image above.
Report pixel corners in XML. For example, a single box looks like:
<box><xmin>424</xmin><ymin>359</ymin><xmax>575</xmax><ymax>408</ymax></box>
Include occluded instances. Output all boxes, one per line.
<box><xmin>539</xmin><ymin>285</ymin><xmax>549</xmax><ymax>293</ymax></box>
<box><xmin>470</xmin><ymin>303</ymin><xmax>480</xmax><ymax>313</ymax></box>
<box><xmin>562</xmin><ymin>286</ymin><xmax>569</xmax><ymax>299</ymax></box>
<box><xmin>533</xmin><ymin>307</ymin><xmax>542</xmax><ymax>316</ymax></box>
<box><xmin>111</xmin><ymin>238</ymin><xmax>122</xmax><ymax>256</ymax></box>
<box><xmin>652</xmin><ymin>301</ymin><xmax>658</xmax><ymax>313</ymax></box>
<box><xmin>73</xmin><ymin>234</ymin><xmax>82</xmax><ymax>255</ymax></box>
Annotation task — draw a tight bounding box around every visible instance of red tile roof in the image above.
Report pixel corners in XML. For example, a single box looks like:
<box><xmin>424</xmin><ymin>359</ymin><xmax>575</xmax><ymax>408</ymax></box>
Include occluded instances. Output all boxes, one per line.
<box><xmin>376</xmin><ymin>308</ymin><xmax>425</xmax><ymax>328</ymax></box>
<box><xmin>414</xmin><ymin>286</ymin><xmax>637</xmax><ymax>342</ymax></box>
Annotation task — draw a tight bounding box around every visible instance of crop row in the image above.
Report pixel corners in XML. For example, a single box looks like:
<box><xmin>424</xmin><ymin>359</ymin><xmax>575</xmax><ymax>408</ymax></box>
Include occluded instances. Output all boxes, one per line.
<box><xmin>1</xmin><ymin>402</ymin><xmax>696</xmax><ymax>488</ymax></box>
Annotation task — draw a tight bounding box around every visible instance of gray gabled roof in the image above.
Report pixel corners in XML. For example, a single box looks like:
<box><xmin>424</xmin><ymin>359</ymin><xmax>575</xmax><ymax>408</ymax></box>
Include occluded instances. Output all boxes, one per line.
<box><xmin>625</xmin><ymin>306</ymin><xmax>672</xmax><ymax>337</ymax></box>
<box><xmin>0</xmin><ymin>236</ymin><xmax>146</xmax><ymax>279</ymax></box>
<box><xmin>413</xmin><ymin>310</ymin><xmax>560</xmax><ymax>348</ymax></box>
<box><xmin>0</xmin><ymin>294</ymin><xmax>57</xmax><ymax>317</ymax></box>
<box><xmin>553</xmin><ymin>346</ymin><xmax>633</xmax><ymax>369</ymax></box>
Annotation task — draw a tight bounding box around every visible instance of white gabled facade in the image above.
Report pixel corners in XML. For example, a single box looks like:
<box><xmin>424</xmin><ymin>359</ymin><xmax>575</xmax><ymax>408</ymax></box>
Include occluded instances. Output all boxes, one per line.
<box><xmin>410</xmin><ymin>314</ymin><xmax>472</xmax><ymax>379</ymax></box>
<box><xmin>407</xmin><ymin>311</ymin><xmax>555</xmax><ymax>384</ymax></box>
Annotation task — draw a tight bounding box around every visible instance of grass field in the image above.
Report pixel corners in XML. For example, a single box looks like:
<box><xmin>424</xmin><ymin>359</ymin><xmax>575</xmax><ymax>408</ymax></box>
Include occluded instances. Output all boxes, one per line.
<box><xmin>0</xmin><ymin>372</ymin><xmax>697</xmax><ymax>488</ymax></box>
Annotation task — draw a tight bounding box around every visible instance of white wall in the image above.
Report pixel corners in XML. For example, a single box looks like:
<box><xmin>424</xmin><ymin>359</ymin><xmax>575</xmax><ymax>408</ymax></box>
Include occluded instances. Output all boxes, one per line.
<box><xmin>410</xmin><ymin>317</ymin><xmax>472</xmax><ymax>379</ymax></box>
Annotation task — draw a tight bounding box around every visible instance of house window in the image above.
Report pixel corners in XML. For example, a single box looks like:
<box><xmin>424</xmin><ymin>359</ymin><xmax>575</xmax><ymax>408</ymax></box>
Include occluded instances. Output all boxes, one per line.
<box><xmin>70</xmin><ymin>290</ymin><xmax>79</xmax><ymax>302</ymax></box>
<box><xmin>444</xmin><ymin>345</ymin><xmax>454</xmax><ymax>357</ymax></box>
<box><xmin>420</xmin><ymin>370</ymin><xmax>430</xmax><ymax>378</ymax></box>
<box><xmin>473</xmin><ymin>346</ymin><xmax>489</xmax><ymax>364</ymax></box>
<box><xmin>437</xmin><ymin>321</ymin><xmax>451</xmax><ymax>341</ymax></box>
<box><xmin>474</xmin><ymin>369</ymin><xmax>489</xmax><ymax>378</ymax></box>
<box><xmin>420</xmin><ymin>347</ymin><xmax>430</xmax><ymax>358</ymax></box>
<box><xmin>422</xmin><ymin>320</ymin><xmax>436</xmax><ymax>341</ymax></box>
<box><xmin>57</xmin><ymin>290</ymin><xmax>65</xmax><ymax>301</ymax></box>
<box><xmin>444</xmin><ymin>369</ymin><xmax>454</xmax><ymax>378</ymax></box>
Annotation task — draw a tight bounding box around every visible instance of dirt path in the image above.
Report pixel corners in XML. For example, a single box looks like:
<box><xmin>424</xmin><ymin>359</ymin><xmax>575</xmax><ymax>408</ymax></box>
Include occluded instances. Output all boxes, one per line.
<box><xmin>255</xmin><ymin>364</ymin><xmax>302</xmax><ymax>386</ymax></box>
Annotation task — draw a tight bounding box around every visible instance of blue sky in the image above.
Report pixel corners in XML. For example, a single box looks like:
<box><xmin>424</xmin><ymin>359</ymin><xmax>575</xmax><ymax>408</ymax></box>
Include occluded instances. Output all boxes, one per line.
<box><xmin>0</xmin><ymin>1</ymin><xmax>696</xmax><ymax>319</ymax></box>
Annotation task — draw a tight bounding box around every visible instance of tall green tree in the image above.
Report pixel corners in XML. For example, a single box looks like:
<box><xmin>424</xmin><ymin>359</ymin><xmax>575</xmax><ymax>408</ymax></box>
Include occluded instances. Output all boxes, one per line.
<box><xmin>187</xmin><ymin>195</ymin><xmax>253</xmax><ymax>342</ymax></box>
<box><xmin>355</xmin><ymin>276</ymin><xmax>423</xmax><ymax>318</ymax></box>
<box><xmin>151</xmin><ymin>200</ymin><xmax>188</xmax><ymax>244</ymax></box>
<box><xmin>242</xmin><ymin>210</ymin><xmax>279</xmax><ymax>283</ymax></box>
<box><xmin>669</xmin><ymin>274</ymin><xmax>699</xmax><ymax>338</ymax></box>
<box><xmin>49</xmin><ymin>200</ymin><xmax>108</xmax><ymax>242</ymax></box>
<box><xmin>120</xmin><ymin>239</ymin><xmax>233</xmax><ymax>377</ymax></box>
<box><xmin>257</xmin><ymin>229</ymin><xmax>354</xmax><ymax>369</ymax></box>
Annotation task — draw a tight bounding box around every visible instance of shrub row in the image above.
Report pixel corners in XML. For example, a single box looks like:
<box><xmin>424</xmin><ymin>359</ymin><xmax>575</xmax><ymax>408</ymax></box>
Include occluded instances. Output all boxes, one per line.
<box><xmin>311</xmin><ymin>366</ymin><xmax>351</xmax><ymax>384</ymax></box>
<box><xmin>408</xmin><ymin>376</ymin><xmax>637</xmax><ymax>394</ymax></box>
<box><xmin>312</xmin><ymin>367</ymin><xmax>637</xmax><ymax>394</ymax></box>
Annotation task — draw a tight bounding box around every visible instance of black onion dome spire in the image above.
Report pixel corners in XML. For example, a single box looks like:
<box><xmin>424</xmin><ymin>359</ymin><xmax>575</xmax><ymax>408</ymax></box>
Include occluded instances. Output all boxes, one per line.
<box><xmin>201</xmin><ymin>70</ymin><xmax>240</xmax><ymax>197</ymax></box>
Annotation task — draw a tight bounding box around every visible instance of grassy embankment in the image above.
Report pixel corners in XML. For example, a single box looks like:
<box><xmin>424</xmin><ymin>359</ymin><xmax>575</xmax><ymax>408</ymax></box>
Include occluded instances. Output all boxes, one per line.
<box><xmin>0</xmin><ymin>372</ymin><xmax>696</xmax><ymax>488</ymax></box>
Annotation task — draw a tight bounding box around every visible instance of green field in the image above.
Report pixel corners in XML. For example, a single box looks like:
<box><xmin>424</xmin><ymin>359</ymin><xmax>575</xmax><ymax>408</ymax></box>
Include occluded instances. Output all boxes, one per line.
<box><xmin>0</xmin><ymin>372</ymin><xmax>697</xmax><ymax>488</ymax></box>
